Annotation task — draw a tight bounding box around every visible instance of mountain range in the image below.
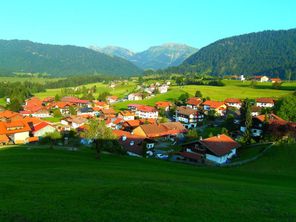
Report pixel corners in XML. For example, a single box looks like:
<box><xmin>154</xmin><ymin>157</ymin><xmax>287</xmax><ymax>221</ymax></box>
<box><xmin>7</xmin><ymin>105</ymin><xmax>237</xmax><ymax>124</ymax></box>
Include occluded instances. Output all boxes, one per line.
<box><xmin>91</xmin><ymin>43</ymin><xmax>198</xmax><ymax>70</ymax></box>
<box><xmin>180</xmin><ymin>28</ymin><xmax>296</xmax><ymax>79</ymax></box>
<box><xmin>0</xmin><ymin>40</ymin><xmax>142</xmax><ymax>76</ymax></box>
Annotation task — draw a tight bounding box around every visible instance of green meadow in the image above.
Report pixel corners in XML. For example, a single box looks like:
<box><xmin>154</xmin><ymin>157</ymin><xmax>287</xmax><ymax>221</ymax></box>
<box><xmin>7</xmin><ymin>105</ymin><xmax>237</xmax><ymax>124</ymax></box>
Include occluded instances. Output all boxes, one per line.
<box><xmin>0</xmin><ymin>143</ymin><xmax>295</xmax><ymax>221</ymax></box>
<box><xmin>113</xmin><ymin>81</ymin><xmax>294</xmax><ymax>110</ymax></box>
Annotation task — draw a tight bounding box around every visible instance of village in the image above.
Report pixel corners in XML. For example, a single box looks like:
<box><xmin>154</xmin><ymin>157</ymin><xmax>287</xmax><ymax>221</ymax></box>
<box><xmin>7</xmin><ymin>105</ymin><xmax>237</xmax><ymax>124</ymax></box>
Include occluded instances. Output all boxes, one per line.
<box><xmin>0</xmin><ymin>76</ymin><xmax>295</xmax><ymax>166</ymax></box>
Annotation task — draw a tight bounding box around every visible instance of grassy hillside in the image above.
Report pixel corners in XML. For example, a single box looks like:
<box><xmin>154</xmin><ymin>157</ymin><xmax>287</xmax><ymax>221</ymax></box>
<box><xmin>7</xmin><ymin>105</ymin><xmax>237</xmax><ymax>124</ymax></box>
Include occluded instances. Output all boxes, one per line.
<box><xmin>0</xmin><ymin>144</ymin><xmax>295</xmax><ymax>221</ymax></box>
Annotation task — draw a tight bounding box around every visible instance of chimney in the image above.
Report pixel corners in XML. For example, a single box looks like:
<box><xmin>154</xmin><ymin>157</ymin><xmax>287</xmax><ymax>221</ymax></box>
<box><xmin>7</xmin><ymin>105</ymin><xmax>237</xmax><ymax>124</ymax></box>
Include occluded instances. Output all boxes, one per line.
<box><xmin>217</xmin><ymin>134</ymin><xmax>220</xmax><ymax>138</ymax></box>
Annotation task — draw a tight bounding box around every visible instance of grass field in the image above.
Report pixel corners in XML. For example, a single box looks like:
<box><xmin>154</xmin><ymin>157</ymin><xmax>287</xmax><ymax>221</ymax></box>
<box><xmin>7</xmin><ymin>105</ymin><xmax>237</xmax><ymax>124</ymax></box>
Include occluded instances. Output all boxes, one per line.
<box><xmin>0</xmin><ymin>76</ymin><xmax>63</xmax><ymax>84</ymax></box>
<box><xmin>0</xmin><ymin>143</ymin><xmax>295</xmax><ymax>221</ymax></box>
<box><xmin>34</xmin><ymin>82</ymin><xmax>137</xmax><ymax>99</ymax></box>
<box><xmin>113</xmin><ymin>82</ymin><xmax>294</xmax><ymax>110</ymax></box>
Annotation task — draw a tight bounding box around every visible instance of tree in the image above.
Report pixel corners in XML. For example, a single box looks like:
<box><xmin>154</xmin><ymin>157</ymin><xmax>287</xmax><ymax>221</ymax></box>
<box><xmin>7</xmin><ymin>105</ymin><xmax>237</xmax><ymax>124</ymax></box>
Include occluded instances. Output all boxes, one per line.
<box><xmin>195</xmin><ymin>90</ymin><xmax>202</xmax><ymax>98</ymax></box>
<box><xmin>83</xmin><ymin>119</ymin><xmax>122</xmax><ymax>159</ymax></box>
<box><xmin>98</xmin><ymin>92</ymin><xmax>111</xmax><ymax>102</ymax></box>
<box><xmin>7</xmin><ymin>98</ymin><xmax>22</xmax><ymax>112</ymax></box>
<box><xmin>187</xmin><ymin>129</ymin><xmax>199</xmax><ymax>139</ymax></box>
<box><xmin>178</xmin><ymin>93</ymin><xmax>189</xmax><ymax>104</ymax></box>
<box><xmin>45</xmin><ymin>131</ymin><xmax>62</xmax><ymax>149</ymax></box>
<box><xmin>69</xmin><ymin>106</ymin><xmax>77</xmax><ymax>115</ymax></box>
<box><xmin>240</xmin><ymin>99</ymin><xmax>252</xmax><ymax>144</ymax></box>
<box><xmin>54</xmin><ymin>94</ymin><xmax>61</xmax><ymax>102</ymax></box>
<box><xmin>53</xmin><ymin>109</ymin><xmax>62</xmax><ymax>118</ymax></box>
<box><xmin>275</xmin><ymin>94</ymin><xmax>296</xmax><ymax>122</ymax></box>
<box><xmin>176</xmin><ymin>77</ymin><xmax>184</xmax><ymax>86</ymax></box>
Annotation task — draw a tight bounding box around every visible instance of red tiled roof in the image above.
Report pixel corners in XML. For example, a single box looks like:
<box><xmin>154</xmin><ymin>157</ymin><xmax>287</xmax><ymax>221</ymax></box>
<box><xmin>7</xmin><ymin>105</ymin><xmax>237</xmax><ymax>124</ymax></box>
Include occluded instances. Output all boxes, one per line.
<box><xmin>124</xmin><ymin>120</ymin><xmax>141</xmax><ymax>127</ymax></box>
<box><xmin>203</xmin><ymin>100</ymin><xmax>225</xmax><ymax>109</ymax></box>
<box><xmin>187</xmin><ymin>97</ymin><xmax>202</xmax><ymax>106</ymax></box>
<box><xmin>176</xmin><ymin>106</ymin><xmax>198</xmax><ymax>116</ymax></box>
<box><xmin>200</xmin><ymin>134</ymin><xmax>240</xmax><ymax>156</ymax></box>
<box><xmin>224</xmin><ymin>98</ymin><xmax>241</xmax><ymax>104</ymax></box>
<box><xmin>0</xmin><ymin>120</ymin><xmax>31</xmax><ymax>135</ymax></box>
<box><xmin>135</xmin><ymin>122</ymin><xmax>186</xmax><ymax>138</ymax></box>
<box><xmin>33</xmin><ymin>122</ymin><xmax>52</xmax><ymax>132</ymax></box>
<box><xmin>0</xmin><ymin>110</ymin><xmax>22</xmax><ymax>119</ymax></box>
<box><xmin>255</xmin><ymin>114</ymin><xmax>286</xmax><ymax>124</ymax></box>
<box><xmin>270</xmin><ymin>78</ymin><xmax>281</xmax><ymax>82</ymax></box>
<box><xmin>137</xmin><ymin>105</ymin><xmax>157</xmax><ymax>112</ymax></box>
<box><xmin>155</xmin><ymin>101</ymin><xmax>172</xmax><ymax>108</ymax></box>
<box><xmin>256</xmin><ymin>98</ymin><xmax>274</xmax><ymax>104</ymax></box>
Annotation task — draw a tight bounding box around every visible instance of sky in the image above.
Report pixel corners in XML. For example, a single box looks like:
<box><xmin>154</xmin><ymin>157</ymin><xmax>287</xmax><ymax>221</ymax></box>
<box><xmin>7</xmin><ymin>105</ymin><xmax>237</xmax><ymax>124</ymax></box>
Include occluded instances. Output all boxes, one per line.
<box><xmin>0</xmin><ymin>0</ymin><xmax>295</xmax><ymax>52</ymax></box>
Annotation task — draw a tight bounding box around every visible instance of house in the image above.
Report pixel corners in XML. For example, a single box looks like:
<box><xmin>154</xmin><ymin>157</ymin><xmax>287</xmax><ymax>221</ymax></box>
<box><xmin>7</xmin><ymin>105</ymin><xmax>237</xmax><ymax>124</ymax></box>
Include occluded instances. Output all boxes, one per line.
<box><xmin>201</xmin><ymin>134</ymin><xmax>239</xmax><ymax>164</ymax></box>
<box><xmin>253</xmin><ymin>75</ymin><xmax>269</xmax><ymax>82</ymax></box>
<box><xmin>202</xmin><ymin>100</ymin><xmax>227</xmax><ymax>116</ymax></box>
<box><xmin>128</xmin><ymin>93</ymin><xmax>143</xmax><ymax>101</ymax></box>
<box><xmin>251</xmin><ymin>106</ymin><xmax>262</xmax><ymax>117</ymax></box>
<box><xmin>61</xmin><ymin>97</ymin><xmax>90</xmax><ymax>107</ymax></box>
<box><xmin>100</xmin><ymin>108</ymin><xmax>116</xmax><ymax>119</ymax></box>
<box><xmin>52</xmin><ymin>102</ymin><xmax>72</xmax><ymax>115</ymax></box>
<box><xmin>224</xmin><ymin>98</ymin><xmax>242</xmax><ymax>109</ymax></box>
<box><xmin>0</xmin><ymin>120</ymin><xmax>31</xmax><ymax>144</ymax></box>
<box><xmin>186</xmin><ymin>97</ymin><xmax>202</xmax><ymax>110</ymax></box>
<box><xmin>117</xmin><ymin>111</ymin><xmax>135</xmax><ymax>121</ymax></box>
<box><xmin>106</xmin><ymin>96</ymin><xmax>118</xmax><ymax>104</ymax></box>
<box><xmin>155</xmin><ymin>101</ymin><xmax>172</xmax><ymax>112</ymax></box>
<box><xmin>43</xmin><ymin>97</ymin><xmax>54</xmax><ymax>103</ymax></box>
<box><xmin>32</xmin><ymin>122</ymin><xmax>56</xmax><ymax>137</ymax></box>
<box><xmin>175</xmin><ymin>106</ymin><xmax>204</xmax><ymax>128</ymax></box>
<box><xmin>106</xmin><ymin>118</ymin><xmax>123</xmax><ymax>130</ymax></box>
<box><xmin>93</xmin><ymin>101</ymin><xmax>109</xmax><ymax>110</ymax></box>
<box><xmin>270</xmin><ymin>78</ymin><xmax>282</xmax><ymax>83</ymax></box>
<box><xmin>239</xmin><ymin>75</ymin><xmax>245</xmax><ymax>81</ymax></box>
<box><xmin>0</xmin><ymin>110</ymin><xmax>23</xmax><ymax>122</ymax></box>
<box><xmin>122</xmin><ymin>119</ymin><xmax>156</xmax><ymax>132</ymax></box>
<box><xmin>158</xmin><ymin>85</ymin><xmax>169</xmax><ymax>94</ymax></box>
<box><xmin>21</xmin><ymin>107</ymin><xmax>51</xmax><ymax>118</ymax></box>
<box><xmin>128</xmin><ymin>104</ymin><xmax>158</xmax><ymax>119</ymax></box>
<box><xmin>113</xmin><ymin>130</ymin><xmax>155</xmax><ymax>157</ymax></box>
<box><xmin>249</xmin><ymin>113</ymin><xmax>287</xmax><ymax>137</ymax></box>
<box><xmin>61</xmin><ymin>116</ymin><xmax>88</xmax><ymax>129</ymax></box>
<box><xmin>77</xmin><ymin>107</ymin><xmax>96</xmax><ymax>117</ymax></box>
<box><xmin>133</xmin><ymin>122</ymin><xmax>187</xmax><ymax>139</ymax></box>
<box><xmin>256</xmin><ymin>98</ymin><xmax>274</xmax><ymax>108</ymax></box>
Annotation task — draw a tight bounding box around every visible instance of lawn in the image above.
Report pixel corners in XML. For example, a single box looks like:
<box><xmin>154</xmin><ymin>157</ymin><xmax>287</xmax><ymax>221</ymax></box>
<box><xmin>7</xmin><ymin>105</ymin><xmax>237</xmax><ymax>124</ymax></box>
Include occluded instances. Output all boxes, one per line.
<box><xmin>173</xmin><ymin>84</ymin><xmax>294</xmax><ymax>101</ymax></box>
<box><xmin>0</xmin><ymin>143</ymin><xmax>295</xmax><ymax>221</ymax></box>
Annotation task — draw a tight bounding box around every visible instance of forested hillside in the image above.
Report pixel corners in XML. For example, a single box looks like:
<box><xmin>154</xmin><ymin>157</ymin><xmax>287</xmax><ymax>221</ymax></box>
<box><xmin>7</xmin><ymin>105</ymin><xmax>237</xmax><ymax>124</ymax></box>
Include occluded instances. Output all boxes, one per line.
<box><xmin>180</xmin><ymin>29</ymin><xmax>296</xmax><ymax>79</ymax></box>
<box><xmin>0</xmin><ymin>40</ymin><xmax>142</xmax><ymax>76</ymax></box>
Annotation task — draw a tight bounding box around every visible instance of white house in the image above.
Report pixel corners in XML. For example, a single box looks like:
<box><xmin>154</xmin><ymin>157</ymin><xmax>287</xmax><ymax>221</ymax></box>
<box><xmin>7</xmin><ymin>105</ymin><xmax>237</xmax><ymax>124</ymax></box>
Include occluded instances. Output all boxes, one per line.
<box><xmin>256</xmin><ymin>98</ymin><xmax>274</xmax><ymax>108</ymax></box>
<box><xmin>128</xmin><ymin>93</ymin><xmax>143</xmax><ymax>101</ymax></box>
<box><xmin>129</xmin><ymin>105</ymin><xmax>158</xmax><ymax>119</ymax></box>
<box><xmin>158</xmin><ymin>85</ymin><xmax>169</xmax><ymax>94</ymax></box>
<box><xmin>200</xmin><ymin>134</ymin><xmax>239</xmax><ymax>165</ymax></box>
<box><xmin>175</xmin><ymin>106</ymin><xmax>203</xmax><ymax>129</ymax></box>
<box><xmin>33</xmin><ymin>122</ymin><xmax>56</xmax><ymax>137</ymax></box>
<box><xmin>224</xmin><ymin>98</ymin><xmax>242</xmax><ymax>109</ymax></box>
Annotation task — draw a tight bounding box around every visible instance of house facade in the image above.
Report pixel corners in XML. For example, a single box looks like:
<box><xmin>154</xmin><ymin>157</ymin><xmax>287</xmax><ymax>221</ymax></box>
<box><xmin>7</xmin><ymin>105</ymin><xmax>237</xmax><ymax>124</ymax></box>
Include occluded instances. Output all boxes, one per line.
<box><xmin>175</xmin><ymin>106</ymin><xmax>203</xmax><ymax>128</ymax></box>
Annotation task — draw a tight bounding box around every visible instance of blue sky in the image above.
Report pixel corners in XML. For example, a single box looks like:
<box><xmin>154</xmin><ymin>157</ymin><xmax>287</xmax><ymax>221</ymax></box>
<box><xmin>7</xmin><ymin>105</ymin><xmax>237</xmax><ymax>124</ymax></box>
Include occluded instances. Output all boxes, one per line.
<box><xmin>0</xmin><ymin>0</ymin><xmax>295</xmax><ymax>52</ymax></box>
